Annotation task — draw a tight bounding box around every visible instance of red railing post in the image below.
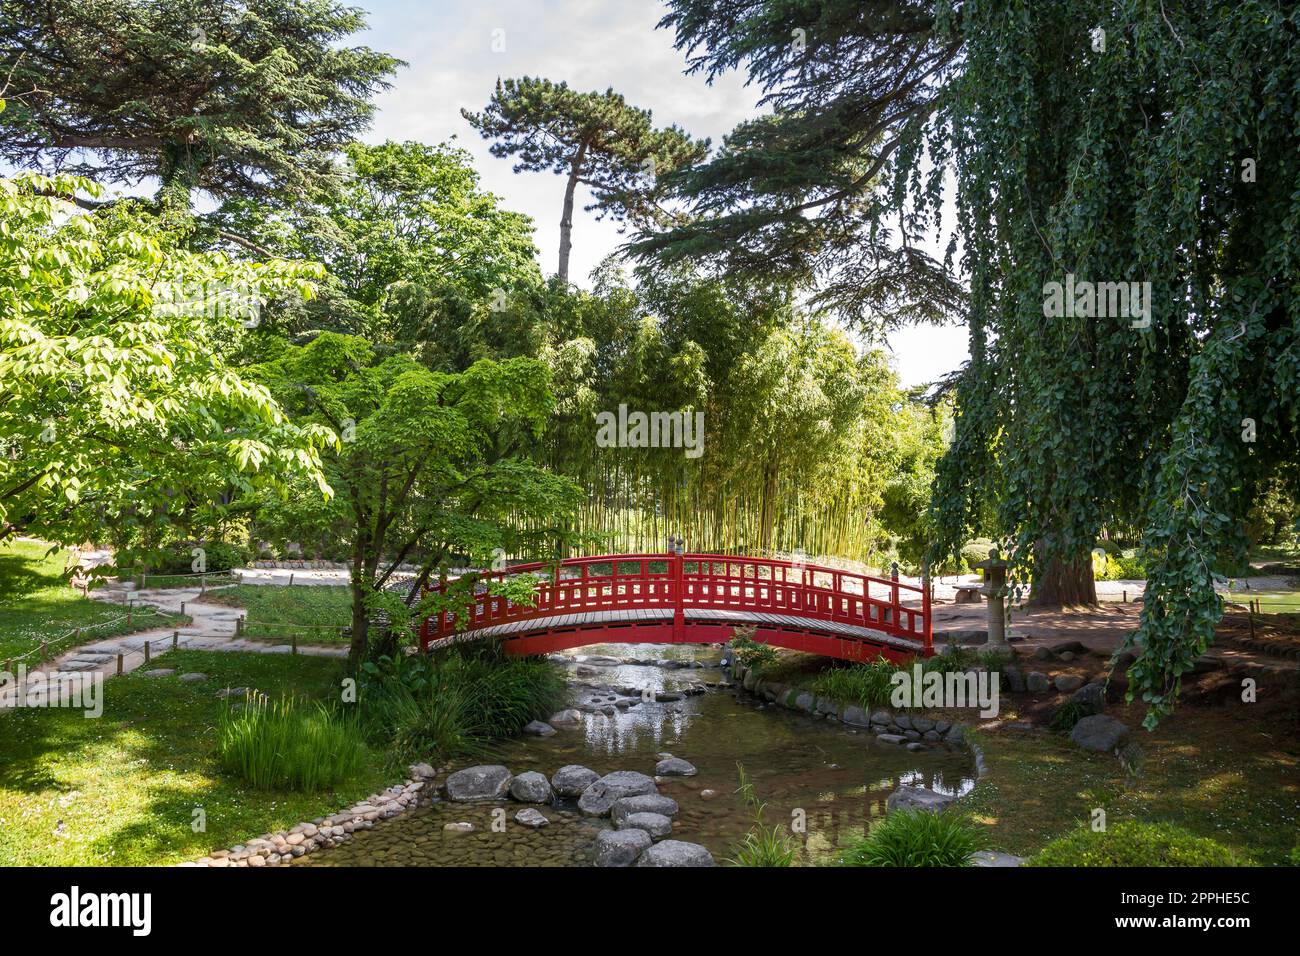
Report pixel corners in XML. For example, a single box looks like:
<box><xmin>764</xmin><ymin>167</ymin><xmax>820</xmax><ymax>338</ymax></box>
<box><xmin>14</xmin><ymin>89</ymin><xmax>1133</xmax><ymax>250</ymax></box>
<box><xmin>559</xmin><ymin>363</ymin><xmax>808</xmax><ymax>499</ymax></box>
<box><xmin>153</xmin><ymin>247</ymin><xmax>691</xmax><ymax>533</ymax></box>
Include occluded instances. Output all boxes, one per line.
<box><xmin>672</xmin><ymin>552</ymin><xmax>685</xmax><ymax>642</ymax></box>
<box><xmin>889</xmin><ymin>561</ymin><xmax>900</xmax><ymax>627</ymax></box>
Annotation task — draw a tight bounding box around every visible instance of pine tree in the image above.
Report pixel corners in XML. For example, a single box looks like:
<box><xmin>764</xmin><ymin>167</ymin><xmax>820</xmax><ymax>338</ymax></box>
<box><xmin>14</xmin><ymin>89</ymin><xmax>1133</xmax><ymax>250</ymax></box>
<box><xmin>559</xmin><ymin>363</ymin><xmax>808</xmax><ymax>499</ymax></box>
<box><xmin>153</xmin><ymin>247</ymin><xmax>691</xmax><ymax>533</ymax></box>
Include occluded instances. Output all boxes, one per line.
<box><xmin>462</xmin><ymin>76</ymin><xmax>708</xmax><ymax>283</ymax></box>
<box><xmin>0</xmin><ymin>0</ymin><xmax>401</xmax><ymax>208</ymax></box>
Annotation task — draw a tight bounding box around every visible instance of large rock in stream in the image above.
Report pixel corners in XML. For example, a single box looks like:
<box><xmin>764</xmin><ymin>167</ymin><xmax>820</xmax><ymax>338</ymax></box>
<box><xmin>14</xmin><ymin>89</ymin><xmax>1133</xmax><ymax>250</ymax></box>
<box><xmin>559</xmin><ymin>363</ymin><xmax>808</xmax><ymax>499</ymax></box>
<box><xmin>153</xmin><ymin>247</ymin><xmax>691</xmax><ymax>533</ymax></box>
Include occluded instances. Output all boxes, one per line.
<box><xmin>445</xmin><ymin>765</ymin><xmax>512</xmax><ymax>801</ymax></box>
<box><xmin>611</xmin><ymin>794</ymin><xmax>679</xmax><ymax>825</ymax></box>
<box><xmin>594</xmin><ymin>828</ymin><xmax>652</xmax><ymax>867</ymax></box>
<box><xmin>551</xmin><ymin>765</ymin><xmax>600</xmax><ymax>797</ymax></box>
<box><xmin>635</xmin><ymin>840</ymin><xmax>716</xmax><ymax>867</ymax></box>
<box><xmin>577</xmin><ymin>771</ymin><xmax>658</xmax><ymax>816</ymax></box>
<box><xmin>509</xmin><ymin>771</ymin><xmax>554</xmax><ymax>804</ymax></box>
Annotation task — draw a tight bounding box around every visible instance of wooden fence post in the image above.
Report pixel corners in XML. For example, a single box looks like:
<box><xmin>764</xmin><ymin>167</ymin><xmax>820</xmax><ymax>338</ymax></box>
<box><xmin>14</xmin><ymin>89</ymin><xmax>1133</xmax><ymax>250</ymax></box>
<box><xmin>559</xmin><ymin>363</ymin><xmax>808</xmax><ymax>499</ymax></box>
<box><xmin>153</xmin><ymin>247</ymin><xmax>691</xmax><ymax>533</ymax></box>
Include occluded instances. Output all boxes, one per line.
<box><xmin>144</xmin><ymin>641</ymin><xmax>151</xmax><ymax>664</ymax></box>
<box><xmin>117</xmin><ymin>653</ymin><xmax>123</xmax><ymax>675</ymax></box>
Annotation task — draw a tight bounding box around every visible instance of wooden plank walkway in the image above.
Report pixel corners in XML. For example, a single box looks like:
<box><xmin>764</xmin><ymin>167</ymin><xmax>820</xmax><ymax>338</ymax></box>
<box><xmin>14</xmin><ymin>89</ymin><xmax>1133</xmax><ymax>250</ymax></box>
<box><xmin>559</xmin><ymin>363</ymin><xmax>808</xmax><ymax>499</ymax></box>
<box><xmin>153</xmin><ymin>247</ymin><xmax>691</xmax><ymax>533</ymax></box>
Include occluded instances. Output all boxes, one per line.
<box><xmin>434</xmin><ymin>606</ymin><xmax>924</xmax><ymax>654</ymax></box>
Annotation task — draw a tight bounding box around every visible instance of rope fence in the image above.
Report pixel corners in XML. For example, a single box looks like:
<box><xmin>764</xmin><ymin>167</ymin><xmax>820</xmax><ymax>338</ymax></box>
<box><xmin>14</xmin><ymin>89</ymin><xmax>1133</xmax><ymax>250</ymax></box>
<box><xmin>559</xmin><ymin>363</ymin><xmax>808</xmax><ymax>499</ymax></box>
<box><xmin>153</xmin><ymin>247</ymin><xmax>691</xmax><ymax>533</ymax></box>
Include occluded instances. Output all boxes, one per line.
<box><xmin>1</xmin><ymin>604</ymin><xmax>179</xmax><ymax>673</ymax></box>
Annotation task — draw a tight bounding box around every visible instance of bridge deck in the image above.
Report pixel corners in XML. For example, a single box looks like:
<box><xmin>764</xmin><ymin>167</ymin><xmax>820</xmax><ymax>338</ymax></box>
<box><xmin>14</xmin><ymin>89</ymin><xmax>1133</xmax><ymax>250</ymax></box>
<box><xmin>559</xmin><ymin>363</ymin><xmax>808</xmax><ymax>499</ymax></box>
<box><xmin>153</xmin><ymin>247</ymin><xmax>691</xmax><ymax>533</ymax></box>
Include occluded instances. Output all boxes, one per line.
<box><xmin>431</xmin><ymin>606</ymin><xmax>925</xmax><ymax>654</ymax></box>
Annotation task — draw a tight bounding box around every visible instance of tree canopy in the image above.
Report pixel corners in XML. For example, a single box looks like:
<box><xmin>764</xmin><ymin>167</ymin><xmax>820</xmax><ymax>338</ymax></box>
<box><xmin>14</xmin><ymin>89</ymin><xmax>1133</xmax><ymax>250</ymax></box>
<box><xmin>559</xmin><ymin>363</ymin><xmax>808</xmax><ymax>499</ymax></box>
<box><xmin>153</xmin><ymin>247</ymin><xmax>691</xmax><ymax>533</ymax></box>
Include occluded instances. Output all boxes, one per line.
<box><xmin>463</xmin><ymin>76</ymin><xmax>709</xmax><ymax>283</ymax></box>
<box><xmin>0</xmin><ymin>0</ymin><xmax>401</xmax><ymax>206</ymax></box>
<box><xmin>644</xmin><ymin>0</ymin><xmax>1300</xmax><ymax>725</ymax></box>
<box><xmin>0</xmin><ymin>170</ymin><xmax>333</xmax><ymax>556</ymax></box>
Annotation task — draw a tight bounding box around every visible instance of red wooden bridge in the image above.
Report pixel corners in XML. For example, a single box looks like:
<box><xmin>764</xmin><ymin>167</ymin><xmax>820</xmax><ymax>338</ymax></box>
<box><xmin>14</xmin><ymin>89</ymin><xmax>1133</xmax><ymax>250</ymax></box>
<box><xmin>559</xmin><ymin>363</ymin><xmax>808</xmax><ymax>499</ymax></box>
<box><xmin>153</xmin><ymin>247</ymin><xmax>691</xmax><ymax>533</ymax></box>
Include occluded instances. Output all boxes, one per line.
<box><xmin>420</xmin><ymin>553</ymin><xmax>933</xmax><ymax>662</ymax></box>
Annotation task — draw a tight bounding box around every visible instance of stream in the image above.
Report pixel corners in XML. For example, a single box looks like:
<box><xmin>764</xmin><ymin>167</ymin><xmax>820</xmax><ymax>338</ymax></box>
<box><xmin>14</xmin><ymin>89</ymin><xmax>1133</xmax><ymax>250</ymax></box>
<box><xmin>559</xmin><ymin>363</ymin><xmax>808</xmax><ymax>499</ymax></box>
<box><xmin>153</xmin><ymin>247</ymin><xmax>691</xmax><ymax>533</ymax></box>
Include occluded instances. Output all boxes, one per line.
<box><xmin>294</xmin><ymin>642</ymin><xmax>977</xmax><ymax>866</ymax></box>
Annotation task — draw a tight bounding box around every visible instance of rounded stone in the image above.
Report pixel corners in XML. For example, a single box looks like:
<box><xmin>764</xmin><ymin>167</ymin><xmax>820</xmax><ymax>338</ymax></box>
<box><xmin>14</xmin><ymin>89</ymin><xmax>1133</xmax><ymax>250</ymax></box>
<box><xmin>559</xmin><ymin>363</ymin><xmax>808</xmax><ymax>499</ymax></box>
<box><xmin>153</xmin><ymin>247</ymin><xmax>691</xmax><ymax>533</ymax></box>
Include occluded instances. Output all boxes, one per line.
<box><xmin>619</xmin><ymin>811</ymin><xmax>672</xmax><ymax>838</ymax></box>
<box><xmin>509</xmin><ymin>771</ymin><xmax>554</xmax><ymax>804</ymax></box>
<box><xmin>594</xmin><ymin>828</ymin><xmax>652</xmax><ymax>867</ymax></box>
<box><xmin>653</xmin><ymin>757</ymin><xmax>697</xmax><ymax>777</ymax></box>
<box><xmin>635</xmin><ymin>840</ymin><xmax>716</xmax><ymax>867</ymax></box>
<box><xmin>445</xmin><ymin>765</ymin><xmax>513</xmax><ymax>801</ymax></box>
<box><xmin>577</xmin><ymin>771</ymin><xmax>658</xmax><ymax>816</ymax></box>
<box><xmin>611</xmin><ymin>793</ymin><xmax>680</xmax><ymax>824</ymax></box>
<box><xmin>551</xmin><ymin>764</ymin><xmax>599</xmax><ymax>797</ymax></box>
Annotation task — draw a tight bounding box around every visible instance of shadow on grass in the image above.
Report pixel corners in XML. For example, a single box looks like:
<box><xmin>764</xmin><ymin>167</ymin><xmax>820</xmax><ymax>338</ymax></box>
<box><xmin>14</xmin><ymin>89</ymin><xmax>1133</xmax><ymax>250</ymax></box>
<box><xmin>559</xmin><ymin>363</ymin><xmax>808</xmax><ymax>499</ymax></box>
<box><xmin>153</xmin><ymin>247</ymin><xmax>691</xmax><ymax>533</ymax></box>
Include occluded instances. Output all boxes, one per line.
<box><xmin>0</xmin><ymin>650</ymin><xmax>391</xmax><ymax>866</ymax></box>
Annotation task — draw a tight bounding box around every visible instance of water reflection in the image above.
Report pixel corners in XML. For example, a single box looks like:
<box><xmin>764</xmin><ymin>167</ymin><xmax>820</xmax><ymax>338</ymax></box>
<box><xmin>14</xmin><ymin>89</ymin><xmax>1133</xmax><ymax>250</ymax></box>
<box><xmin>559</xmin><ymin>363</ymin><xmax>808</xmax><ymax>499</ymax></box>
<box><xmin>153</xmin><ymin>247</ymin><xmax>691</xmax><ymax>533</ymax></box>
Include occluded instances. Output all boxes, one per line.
<box><xmin>298</xmin><ymin>642</ymin><xmax>976</xmax><ymax>867</ymax></box>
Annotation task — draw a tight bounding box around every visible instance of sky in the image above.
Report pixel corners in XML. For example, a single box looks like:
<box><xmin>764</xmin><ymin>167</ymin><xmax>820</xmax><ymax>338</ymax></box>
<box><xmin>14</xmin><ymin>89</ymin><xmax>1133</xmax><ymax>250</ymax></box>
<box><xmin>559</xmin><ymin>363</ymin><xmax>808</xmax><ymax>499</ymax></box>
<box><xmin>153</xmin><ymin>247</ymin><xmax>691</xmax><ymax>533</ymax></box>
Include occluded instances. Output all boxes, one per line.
<box><xmin>353</xmin><ymin>0</ymin><xmax>970</xmax><ymax>390</ymax></box>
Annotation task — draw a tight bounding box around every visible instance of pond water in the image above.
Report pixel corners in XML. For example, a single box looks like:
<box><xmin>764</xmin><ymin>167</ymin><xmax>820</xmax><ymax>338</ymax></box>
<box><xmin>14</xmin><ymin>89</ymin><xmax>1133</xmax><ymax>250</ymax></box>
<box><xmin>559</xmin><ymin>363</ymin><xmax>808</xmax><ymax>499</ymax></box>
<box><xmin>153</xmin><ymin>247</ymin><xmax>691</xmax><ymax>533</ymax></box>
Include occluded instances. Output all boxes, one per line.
<box><xmin>294</xmin><ymin>643</ymin><xmax>976</xmax><ymax>867</ymax></box>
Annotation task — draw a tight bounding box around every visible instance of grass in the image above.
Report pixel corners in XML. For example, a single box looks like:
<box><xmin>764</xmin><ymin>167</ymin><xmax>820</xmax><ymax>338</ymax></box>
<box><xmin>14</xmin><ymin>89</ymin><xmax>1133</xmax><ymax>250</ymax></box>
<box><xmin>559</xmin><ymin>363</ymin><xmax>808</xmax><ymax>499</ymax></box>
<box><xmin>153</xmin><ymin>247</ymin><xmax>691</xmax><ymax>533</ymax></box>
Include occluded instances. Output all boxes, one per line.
<box><xmin>0</xmin><ymin>539</ymin><xmax>188</xmax><ymax>662</ymax></box>
<box><xmin>955</xmin><ymin>703</ymin><xmax>1299</xmax><ymax>865</ymax></box>
<box><xmin>205</xmin><ymin>583</ymin><xmax>353</xmax><ymax>643</ymax></box>
<box><xmin>365</xmin><ymin>646</ymin><xmax>568</xmax><ymax>759</ymax></box>
<box><xmin>1224</xmin><ymin>590</ymin><xmax>1300</xmax><ymax>614</ymax></box>
<box><xmin>217</xmin><ymin>694</ymin><xmax>369</xmax><ymax>791</ymax></box>
<box><xmin>1026</xmin><ymin>821</ymin><xmax>1248</xmax><ymax>866</ymax></box>
<box><xmin>838</xmin><ymin>809</ymin><xmax>984</xmax><ymax>867</ymax></box>
<box><xmin>727</xmin><ymin>764</ymin><xmax>797</xmax><ymax>866</ymax></box>
<box><xmin>0</xmin><ymin>649</ymin><xmax>391</xmax><ymax>866</ymax></box>
<box><xmin>760</xmin><ymin>644</ymin><xmax>1297</xmax><ymax>865</ymax></box>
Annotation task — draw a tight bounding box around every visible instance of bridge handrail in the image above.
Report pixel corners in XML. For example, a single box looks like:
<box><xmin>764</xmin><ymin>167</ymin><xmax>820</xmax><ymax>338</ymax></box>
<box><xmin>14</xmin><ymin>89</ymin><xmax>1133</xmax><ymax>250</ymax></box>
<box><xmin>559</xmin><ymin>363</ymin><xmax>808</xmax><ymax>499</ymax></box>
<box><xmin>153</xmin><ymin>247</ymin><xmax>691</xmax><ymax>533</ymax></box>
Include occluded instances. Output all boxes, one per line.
<box><xmin>421</xmin><ymin>552</ymin><xmax>932</xmax><ymax>655</ymax></box>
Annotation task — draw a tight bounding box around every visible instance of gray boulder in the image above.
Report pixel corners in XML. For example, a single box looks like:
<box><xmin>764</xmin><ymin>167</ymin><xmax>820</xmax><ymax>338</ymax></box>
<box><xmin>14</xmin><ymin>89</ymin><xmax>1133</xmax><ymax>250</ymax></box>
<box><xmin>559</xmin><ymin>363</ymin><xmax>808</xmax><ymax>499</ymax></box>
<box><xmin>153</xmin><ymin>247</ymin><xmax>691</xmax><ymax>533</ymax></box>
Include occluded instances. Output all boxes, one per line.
<box><xmin>1069</xmin><ymin>714</ymin><xmax>1130</xmax><ymax>753</ymax></box>
<box><xmin>840</xmin><ymin>705</ymin><xmax>871</xmax><ymax>727</ymax></box>
<box><xmin>911</xmin><ymin>716</ymin><xmax>935</xmax><ymax>732</ymax></box>
<box><xmin>1071</xmin><ymin>681</ymin><xmax>1106</xmax><ymax>714</ymax></box>
<box><xmin>445</xmin><ymin>765</ymin><xmax>512</xmax><ymax>801</ymax></box>
<box><xmin>523</xmin><ymin>720</ymin><xmax>556</xmax><ymax>736</ymax></box>
<box><xmin>594</xmin><ymin>828</ymin><xmax>652</xmax><ymax>866</ymax></box>
<box><xmin>877</xmin><ymin>733</ymin><xmax>906</xmax><ymax>744</ymax></box>
<box><xmin>869</xmin><ymin>710</ymin><xmax>893</xmax><ymax>726</ymax></box>
<box><xmin>1002</xmin><ymin>665</ymin><xmax>1026</xmax><ymax>693</ymax></box>
<box><xmin>619</xmin><ymin>811</ymin><xmax>673</xmax><ymax>838</ymax></box>
<box><xmin>635</xmin><ymin>840</ymin><xmax>716</xmax><ymax>867</ymax></box>
<box><xmin>509</xmin><ymin>771</ymin><xmax>554</xmax><ymax>804</ymax></box>
<box><xmin>886</xmin><ymin>785</ymin><xmax>956</xmax><ymax>814</ymax></box>
<box><xmin>514</xmin><ymin>808</ymin><xmax>549</xmax><ymax>829</ymax></box>
<box><xmin>551</xmin><ymin>765</ymin><xmax>599</xmax><ymax>797</ymax></box>
<box><xmin>794</xmin><ymin>692</ymin><xmax>815</xmax><ymax>712</ymax></box>
<box><xmin>178</xmin><ymin>672</ymin><xmax>208</xmax><ymax>682</ymax></box>
<box><xmin>577</xmin><ymin>771</ymin><xmax>658</xmax><ymax>816</ymax></box>
<box><xmin>611</xmin><ymin>794</ymin><xmax>680</xmax><ymax>825</ymax></box>
<box><xmin>1053</xmin><ymin>674</ymin><xmax>1084</xmax><ymax>693</ymax></box>
<box><xmin>654</xmin><ymin>757</ymin><xmax>696</xmax><ymax>776</ymax></box>
<box><xmin>547</xmin><ymin>708</ymin><xmax>584</xmax><ymax>727</ymax></box>
<box><xmin>1025</xmin><ymin>671</ymin><xmax>1050</xmax><ymax>693</ymax></box>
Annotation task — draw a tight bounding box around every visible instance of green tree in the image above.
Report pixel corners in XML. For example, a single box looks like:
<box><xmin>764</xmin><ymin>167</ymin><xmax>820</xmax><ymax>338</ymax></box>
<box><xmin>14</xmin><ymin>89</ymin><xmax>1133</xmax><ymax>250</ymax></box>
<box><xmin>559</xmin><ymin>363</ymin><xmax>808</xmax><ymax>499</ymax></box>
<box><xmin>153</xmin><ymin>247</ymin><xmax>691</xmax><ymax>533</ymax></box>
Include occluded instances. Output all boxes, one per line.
<box><xmin>248</xmin><ymin>332</ymin><xmax>584</xmax><ymax>660</ymax></box>
<box><xmin>644</xmin><ymin>0</ymin><xmax>1300</xmax><ymax>724</ymax></box>
<box><xmin>0</xmin><ymin>172</ymin><xmax>332</xmax><ymax>551</ymax></box>
<box><xmin>463</xmin><ymin>77</ymin><xmax>709</xmax><ymax>283</ymax></box>
<box><xmin>215</xmin><ymin>139</ymin><xmax>543</xmax><ymax>360</ymax></box>
<box><xmin>0</xmin><ymin>0</ymin><xmax>400</xmax><ymax>214</ymax></box>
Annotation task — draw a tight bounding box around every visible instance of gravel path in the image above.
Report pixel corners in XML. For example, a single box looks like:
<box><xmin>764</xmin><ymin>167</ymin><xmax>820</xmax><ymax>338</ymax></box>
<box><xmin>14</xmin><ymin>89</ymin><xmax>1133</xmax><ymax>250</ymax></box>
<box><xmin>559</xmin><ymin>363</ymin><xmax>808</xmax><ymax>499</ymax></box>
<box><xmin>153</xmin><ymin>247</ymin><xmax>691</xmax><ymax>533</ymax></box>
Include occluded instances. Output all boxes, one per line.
<box><xmin>0</xmin><ymin>582</ymin><xmax>346</xmax><ymax>710</ymax></box>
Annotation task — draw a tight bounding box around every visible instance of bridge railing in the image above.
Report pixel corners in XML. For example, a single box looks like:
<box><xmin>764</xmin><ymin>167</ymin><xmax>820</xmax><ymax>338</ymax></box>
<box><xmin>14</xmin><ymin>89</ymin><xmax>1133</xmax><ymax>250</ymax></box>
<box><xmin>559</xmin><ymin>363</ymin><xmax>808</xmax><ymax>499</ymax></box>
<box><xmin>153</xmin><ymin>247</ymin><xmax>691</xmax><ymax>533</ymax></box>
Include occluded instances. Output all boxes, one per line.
<box><xmin>420</xmin><ymin>553</ymin><xmax>931</xmax><ymax>654</ymax></box>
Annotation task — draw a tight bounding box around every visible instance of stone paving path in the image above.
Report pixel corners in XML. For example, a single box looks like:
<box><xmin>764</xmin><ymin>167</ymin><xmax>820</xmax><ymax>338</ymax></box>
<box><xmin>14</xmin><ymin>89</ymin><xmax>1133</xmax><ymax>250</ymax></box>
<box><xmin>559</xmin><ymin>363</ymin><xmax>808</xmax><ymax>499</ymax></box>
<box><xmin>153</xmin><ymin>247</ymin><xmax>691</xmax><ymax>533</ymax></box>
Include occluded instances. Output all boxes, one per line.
<box><xmin>0</xmin><ymin>582</ymin><xmax>346</xmax><ymax>710</ymax></box>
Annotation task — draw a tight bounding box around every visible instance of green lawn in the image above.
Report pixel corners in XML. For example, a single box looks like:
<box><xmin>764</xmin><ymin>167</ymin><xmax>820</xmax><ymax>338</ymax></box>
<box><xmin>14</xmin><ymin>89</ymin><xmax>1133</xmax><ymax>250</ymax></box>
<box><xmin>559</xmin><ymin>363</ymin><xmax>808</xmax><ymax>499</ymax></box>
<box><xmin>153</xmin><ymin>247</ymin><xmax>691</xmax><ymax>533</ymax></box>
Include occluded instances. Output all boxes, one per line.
<box><xmin>0</xmin><ymin>649</ymin><xmax>392</xmax><ymax>866</ymax></box>
<box><xmin>205</xmin><ymin>584</ymin><xmax>353</xmax><ymax>644</ymax></box>
<box><xmin>959</xmin><ymin>705</ymin><xmax>1298</xmax><ymax>865</ymax></box>
<box><xmin>0</xmin><ymin>539</ymin><xmax>188</xmax><ymax>662</ymax></box>
<box><xmin>1224</xmin><ymin>590</ymin><xmax>1300</xmax><ymax>614</ymax></box>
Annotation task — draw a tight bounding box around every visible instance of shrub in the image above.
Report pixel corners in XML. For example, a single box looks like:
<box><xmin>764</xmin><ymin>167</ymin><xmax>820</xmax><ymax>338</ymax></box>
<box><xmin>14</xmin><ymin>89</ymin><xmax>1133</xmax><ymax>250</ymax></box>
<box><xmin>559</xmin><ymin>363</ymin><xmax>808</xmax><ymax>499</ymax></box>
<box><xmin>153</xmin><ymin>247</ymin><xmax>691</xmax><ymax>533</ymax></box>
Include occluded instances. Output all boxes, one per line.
<box><xmin>960</xmin><ymin>538</ymin><xmax>996</xmax><ymax>573</ymax></box>
<box><xmin>729</xmin><ymin>626</ymin><xmax>778</xmax><ymax>671</ymax></box>
<box><xmin>1049</xmin><ymin>700</ymin><xmax>1089</xmax><ymax>733</ymax></box>
<box><xmin>1027</xmin><ymin>821</ymin><xmax>1248</xmax><ymax>867</ymax></box>
<box><xmin>217</xmin><ymin>693</ymin><xmax>368</xmax><ymax>792</ymax></box>
<box><xmin>811</xmin><ymin>657</ymin><xmax>899</xmax><ymax>710</ymax></box>
<box><xmin>839</xmin><ymin>809</ymin><xmax>984</xmax><ymax>867</ymax></box>
<box><xmin>1098</xmin><ymin>551</ymin><xmax>1146</xmax><ymax>581</ymax></box>
<box><xmin>727</xmin><ymin>764</ymin><xmax>798</xmax><ymax>867</ymax></box>
<box><xmin>362</xmin><ymin>645</ymin><xmax>567</xmax><ymax>759</ymax></box>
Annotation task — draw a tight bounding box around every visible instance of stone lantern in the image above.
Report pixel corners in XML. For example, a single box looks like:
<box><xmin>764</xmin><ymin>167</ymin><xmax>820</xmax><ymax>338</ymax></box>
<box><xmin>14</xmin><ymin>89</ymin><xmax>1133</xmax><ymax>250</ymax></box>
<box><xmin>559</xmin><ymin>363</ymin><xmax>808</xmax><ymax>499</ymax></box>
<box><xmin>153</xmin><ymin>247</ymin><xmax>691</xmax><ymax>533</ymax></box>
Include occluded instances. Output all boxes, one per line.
<box><xmin>974</xmin><ymin>548</ymin><xmax>1009</xmax><ymax>647</ymax></box>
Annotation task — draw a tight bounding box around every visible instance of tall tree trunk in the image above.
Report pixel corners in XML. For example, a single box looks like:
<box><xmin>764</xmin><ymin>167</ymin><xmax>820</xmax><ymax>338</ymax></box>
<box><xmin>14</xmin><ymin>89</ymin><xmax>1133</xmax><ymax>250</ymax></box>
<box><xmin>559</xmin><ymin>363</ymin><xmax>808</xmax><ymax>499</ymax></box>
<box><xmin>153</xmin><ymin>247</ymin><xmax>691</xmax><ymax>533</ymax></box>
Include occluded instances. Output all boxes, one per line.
<box><xmin>348</xmin><ymin>534</ymin><xmax>370</xmax><ymax>662</ymax></box>
<box><xmin>1029</xmin><ymin>544</ymin><xmax>1097</xmax><ymax>607</ymax></box>
<box><xmin>557</xmin><ymin>141</ymin><xmax>588</xmax><ymax>284</ymax></box>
